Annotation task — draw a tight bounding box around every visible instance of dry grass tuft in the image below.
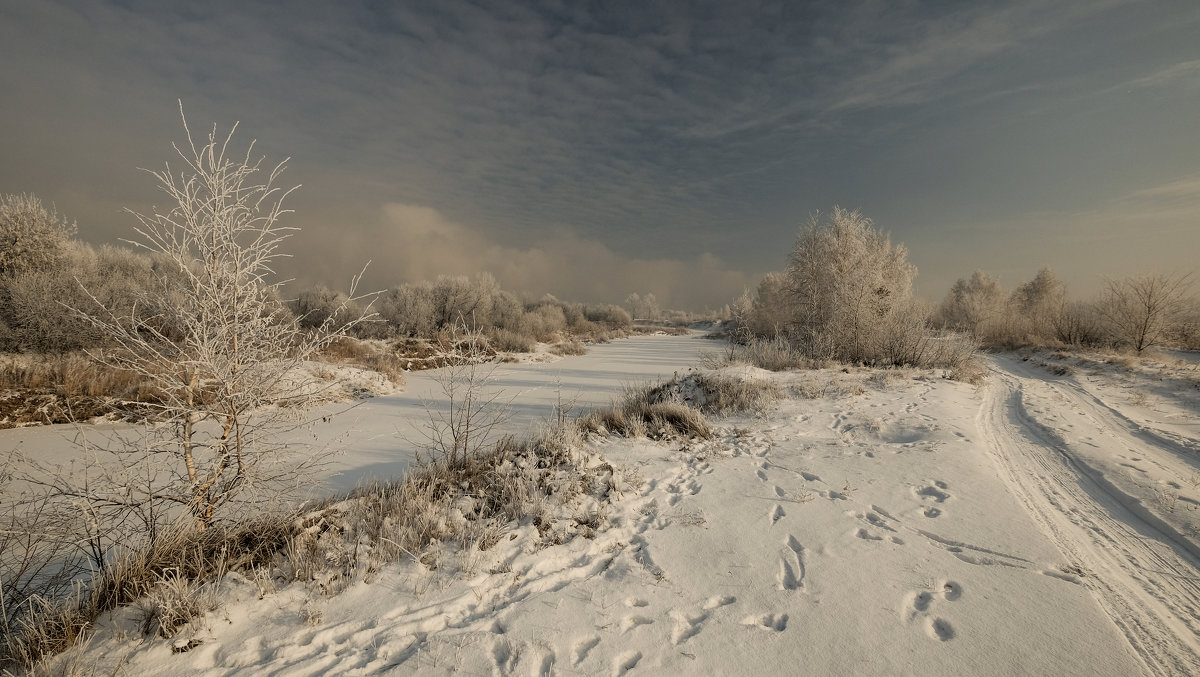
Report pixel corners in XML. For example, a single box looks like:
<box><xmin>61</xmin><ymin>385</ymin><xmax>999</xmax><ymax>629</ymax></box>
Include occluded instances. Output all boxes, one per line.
<box><xmin>317</xmin><ymin>338</ymin><xmax>405</xmax><ymax>385</ymax></box>
<box><xmin>486</xmin><ymin>328</ymin><xmax>536</xmax><ymax>353</ymax></box>
<box><xmin>737</xmin><ymin>337</ymin><xmax>817</xmax><ymax>371</ymax></box>
<box><xmin>1</xmin><ymin>513</ymin><xmax>294</xmax><ymax>669</ymax></box>
<box><xmin>580</xmin><ymin>381</ymin><xmax>716</xmax><ymax>440</ymax></box>
<box><xmin>548</xmin><ymin>340</ymin><xmax>587</xmax><ymax>356</ymax></box>
<box><xmin>0</xmin><ymin>353</ymin><xmax>167</xmax><ymax>428</ymax></box>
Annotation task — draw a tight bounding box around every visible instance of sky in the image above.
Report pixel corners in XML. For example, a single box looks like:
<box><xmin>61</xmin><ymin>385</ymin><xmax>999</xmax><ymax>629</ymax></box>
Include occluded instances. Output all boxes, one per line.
<box><xmin>2</xmin><ymin>0</ymin><xmax>1198</xmax><ymax>310</ymax></box>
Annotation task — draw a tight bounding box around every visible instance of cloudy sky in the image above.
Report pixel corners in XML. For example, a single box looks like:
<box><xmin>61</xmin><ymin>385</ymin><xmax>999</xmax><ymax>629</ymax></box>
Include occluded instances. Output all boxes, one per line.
<box><xmin>2</xmin><ymin>0</ymin><xmax>1198</xmax><ymax>309</ymax></box>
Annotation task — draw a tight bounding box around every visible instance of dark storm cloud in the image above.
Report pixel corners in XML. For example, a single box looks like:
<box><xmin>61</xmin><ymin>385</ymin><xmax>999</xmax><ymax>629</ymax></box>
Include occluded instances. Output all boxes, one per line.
<box><xmin>2</xmin><ymin>0</ymin><xmax>1198</xmax><ymax>307</ymax></box>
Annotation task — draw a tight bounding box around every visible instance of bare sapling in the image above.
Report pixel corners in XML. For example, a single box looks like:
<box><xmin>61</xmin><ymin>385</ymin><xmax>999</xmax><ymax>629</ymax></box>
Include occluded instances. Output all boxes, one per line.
<box><xmin>413</xmin><ymin>321</ymin><xmax>512</xmax><ymax>470</ymax></box>
<box><xmin>15</xmin><ymin>103</ymin><xmax>374</xmax><ymax>539</ymax></box>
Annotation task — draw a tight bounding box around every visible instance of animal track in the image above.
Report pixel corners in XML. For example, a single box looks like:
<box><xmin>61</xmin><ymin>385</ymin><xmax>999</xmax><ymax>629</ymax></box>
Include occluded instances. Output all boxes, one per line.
<box><xmin>613</xmin><ymin>650</ymin><xmax>642</xmax><ymax>676</ymax></box>
<box><xmin>491</xmin><ymin>639</ymin><xmax>518</xmax><ymax>672</ymax></box>
<box><xmin>912</xmin><ymin>591</ymin><xmax>933</xmax><ymax>612</ymax></box>
<box><xmin>777</xmin><ymin>535</ymin><xmax>807</xmax><ymax>592</ymax></box>
<box><xmin>769</xmin><ymin>504</ymin><xmax>786</xmax><ymax>525</ymax></box>
<box><xmin>743</xmin><ymin>613</ymin><xmax>788</xmax><ymax>632</ymax></box>
<box><xmin>905</xmin><ymin>581</ymin><xmax>962</xmax><ymax>641</ymax></box>
<box><xmin>620</xmin><ymin>615</ymin><xmax>654</xmax><ymax>633</ymax></box>
<box><xmin>703</xmin><ymin>595</ymin><xmax>736</xmax><ymax>610</ymax></box>
<box><xmin>941</xmin><ymin>581</ymin><xmax>962</xmax><ymax>601</ymax></box>
<box><xmin>670</xmin><ymin>610</ymin><xmax>708</xmax><ymax>645</ymax></box>
<box><xmin>855</xmin><ymin>528</ymin><xmax>883</xmax><ymax>541</ymax></box>
<box><xmin>916</xmin><ymin>484</ymin><xmax>950</xmax><ymax>503</ymax></box>
<box><xmin>572</xmin><ymin>636</ymin><xmax>600</xmax><ymax>666</ymax></box>
<box><xmin>928</xmin><ymin>618</ymin><xmax>956</xmax><ymax>641</ymax></box>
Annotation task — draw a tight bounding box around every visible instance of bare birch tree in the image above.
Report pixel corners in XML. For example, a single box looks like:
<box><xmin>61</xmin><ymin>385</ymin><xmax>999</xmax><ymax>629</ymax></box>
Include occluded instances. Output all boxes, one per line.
<box><xmin>20</xmin><ymin>105</ymin><xmax>373</xmax><ymax>532</ymax></box>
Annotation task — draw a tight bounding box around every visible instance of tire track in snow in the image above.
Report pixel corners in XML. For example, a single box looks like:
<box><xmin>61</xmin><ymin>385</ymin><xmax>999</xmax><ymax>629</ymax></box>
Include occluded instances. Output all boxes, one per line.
<box><xmin>978</xmin><ymin>365</ymin><xmax>1200</xmax><ymax>676</ymax></box>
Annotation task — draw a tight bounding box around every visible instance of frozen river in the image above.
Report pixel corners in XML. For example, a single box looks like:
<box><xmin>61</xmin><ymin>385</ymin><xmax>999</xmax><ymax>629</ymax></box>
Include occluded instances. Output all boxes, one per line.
<box><xmin>1</xmin><ymin>333</ymin><xmax>718</xmax><ymax>496</ymax></box>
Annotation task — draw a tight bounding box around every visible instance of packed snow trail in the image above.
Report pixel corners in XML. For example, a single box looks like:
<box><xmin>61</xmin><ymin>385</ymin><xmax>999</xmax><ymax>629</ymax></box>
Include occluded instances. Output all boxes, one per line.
<box><xmin>979</xmin><ymin>359</ymin><xmax>1200</xmax><ymax>676</ymax></box>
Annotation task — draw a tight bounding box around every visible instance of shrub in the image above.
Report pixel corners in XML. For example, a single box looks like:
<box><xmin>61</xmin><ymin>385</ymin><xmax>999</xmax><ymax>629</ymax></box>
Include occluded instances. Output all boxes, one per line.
<box><xmin>0</xmin><ymin>193</ymin><xmax>77</xmax><ymax>280</ymax></box>
<box><xmin>486</xmin><ymin>327</ymin><xmax>536</xmax><ymax>353</ymax></box>
<box><xmin>1097</xmin><ymin>273</ymin><xmax>1193</xmax><ymax>353</ymax></box>
<box><xmin>523</xmin><ymin>304</ymin><xmax>567</xmax><ymax>341</ymax></box>
<box><xmin>580</xmin><ymin>382</ymin><xmax>713</xmax><ymax>440</ymax></box>
<box><xmin>738</xmin><ymin>336</ymin><xmax>814</xmax><ymax>371</ymax></box>
<box><xmin>937</xmin><ymin>270</ymin><xmax>1007</xmax><ymax>340</ymax></box>
<box><xmin>644</xmin><ymin>372</ymin><xmax>779</xmax><ymax>416</ymax></box>
<box><xmin>0</xmin><ymin>242</ymin><xmax>163</xmax><ymax>353</ymax></box>
<box><xmin>584</xmin><ymin>304</ymin><xmax>632</xmax><ymax>329</ymax></box>
<box><xmin>784</xmin><ymin>207</ymin><xmax>917</xmax><ymax>363</ymax></box>
<box><xmin>549</xmin><ymin>339</ymin><xmax>587</xmax><ymax>356</ymax></box>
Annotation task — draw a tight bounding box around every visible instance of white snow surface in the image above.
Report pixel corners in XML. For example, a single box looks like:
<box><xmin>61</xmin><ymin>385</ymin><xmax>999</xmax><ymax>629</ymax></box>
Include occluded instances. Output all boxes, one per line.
<box><xmin>19</xmin><ymin>342</ymin><xmax>1200</xmax><ymax>676</ymax></box>
<box><xmin>1</xmin><ymin>334</ymin><xmax>715</xmax><ymax>496</ymax></box>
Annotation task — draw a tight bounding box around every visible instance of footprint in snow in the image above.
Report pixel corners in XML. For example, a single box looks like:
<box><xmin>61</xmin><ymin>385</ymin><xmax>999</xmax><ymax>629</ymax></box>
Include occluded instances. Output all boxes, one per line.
<box><xmin>769</xmin><ymin>504</ymin><xmax>786</xmax><ymax>525</ymax></box>
<box><xmin>703</xmin><ymin>595</ymin><xmax>736</xmax><ymax>610</ymax></box>
<box><xmin>777</xmin><ymin>535</ymin><xmax>806</xmax><ymax>592</ymax></box>
<box><xmin>742</xmin><ymin>613</ymin><xmax>788</xmax><ymax>632</ymax></box>
<box><xmin>905</xmin><ymin>581</ymin><xmax>962</xmax><ymax>641</ymax></box>
<box><xmin>927</xmin><ymin>618</ymin><xmax>956</xmax><ymax>642</ymax></box>
<box><xmin>669</xmin><ymin>610</ymin><xmax>709</xmax><ymax>645</ymax></box>
<box><xmin>572</xmin><ymin>636</ymin><xmax>600</xmax><ymax>666</ymax></box>
<box><xmin>916</xmin><ymin>484</ymin><xmax>950</xmax><ymax>503</ymax></box>
<box><xmin>620</xmin><ymin>615</ymin><xmax>654</xmax><ymax>633</ymax></box>
<box><xmin>855</xmin><ymin>528</ymin><xmax>883</xmax><ymax>541</ymax></box>
<box><xmin>613</xmin><ymin>651</ymin><xmax>643</xmax><ymax>676</ymax></box>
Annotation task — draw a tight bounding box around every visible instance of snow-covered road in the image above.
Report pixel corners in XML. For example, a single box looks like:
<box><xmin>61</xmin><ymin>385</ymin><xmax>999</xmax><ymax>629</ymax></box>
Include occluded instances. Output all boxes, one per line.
<box><xmin>979</xmin><ymin>356</ymin><xmax>1200</xmax><ymax>676</ymax></box>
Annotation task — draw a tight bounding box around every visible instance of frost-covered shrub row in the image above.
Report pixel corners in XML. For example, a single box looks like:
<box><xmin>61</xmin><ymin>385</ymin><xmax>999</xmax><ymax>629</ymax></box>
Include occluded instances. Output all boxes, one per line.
<box><xmin>0</xmin><ymin>195</ymin><xmax>184</xmax><ymax>354</ymax></box>
<box><xmin>298</xmin><ymin>273</ymin><xmax>633</xmax><ymax>348</ymax></box>
<box><xmin>934</xmin><ymin>268</ymin><xmax>1195</xmax><ymax>354</ymax></box>
<box><xmin>0</xmin><ymin>203</ymin><xmax>634</xmax><ymax>357</ymax></box>
<box><xmin>733</xmin><ymin>207</ymin><xmax>977</xmax><ymax>371</ymax></box>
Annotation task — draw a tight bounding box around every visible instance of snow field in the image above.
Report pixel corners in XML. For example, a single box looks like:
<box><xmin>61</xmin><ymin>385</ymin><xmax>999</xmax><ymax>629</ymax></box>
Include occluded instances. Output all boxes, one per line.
<box><xmin>52</xmin><ymin>355</ymin><xmax>1199</xmax><ymax>676</ymax></box>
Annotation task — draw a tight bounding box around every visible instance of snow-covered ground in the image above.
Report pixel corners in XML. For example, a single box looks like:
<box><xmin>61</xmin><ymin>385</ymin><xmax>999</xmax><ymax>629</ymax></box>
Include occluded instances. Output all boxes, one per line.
<box><xmin>22</xmin><ymin>345</ymin><xmax>1200</xmax><ymax>676</ymax></box>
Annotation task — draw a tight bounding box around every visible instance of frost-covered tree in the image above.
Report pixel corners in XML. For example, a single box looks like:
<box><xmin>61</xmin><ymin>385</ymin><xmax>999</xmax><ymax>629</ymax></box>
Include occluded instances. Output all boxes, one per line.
<box><xmin>1098</xmin><ymin>272</ymin><xmax>1193</xmax><ymax>353</ymax></box>
<box><xmin>1011</xmin><ymin>267</ymin><xmax>1066</xmax><ymax>342</ymax></box>
<box><xmin>431</xmin><ymin>273</ymin><xmax>497</xmax><ymax>329</ymax></box>
<box><xmin>746</xmin><ymin>273</ymin><xmax>791</xmax><ymax>338</ymax></box>
<box><xmin>52</xmin><ymin>107</ymin><xmax>372</xmax><ymax>528</ymax></box>
<box><xmin>784</xmin><ymin>207</ymin><xmax>917</xmax><ymax>361</ymax></box>
<box><xmin>0</xmin><ymin>193</ymin><xmax>77</xmax><ymax>280</ymax></box>
<box><xmin>380</xmin><ymin>282</ymin><xmax>437</xmax><ymax>337</ymax></box>
<box><xmin>938</xmin><ymin>270</ymin><xmax>1006</xmax><ymax>338</ymax></box>
<box><xmin>624</xmin><ymin>292</ymin><xmax>661</xmax><ymax>321</ymax></box>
